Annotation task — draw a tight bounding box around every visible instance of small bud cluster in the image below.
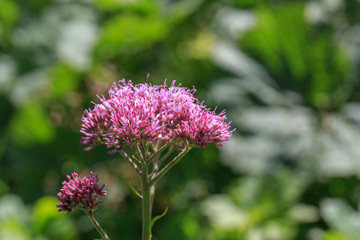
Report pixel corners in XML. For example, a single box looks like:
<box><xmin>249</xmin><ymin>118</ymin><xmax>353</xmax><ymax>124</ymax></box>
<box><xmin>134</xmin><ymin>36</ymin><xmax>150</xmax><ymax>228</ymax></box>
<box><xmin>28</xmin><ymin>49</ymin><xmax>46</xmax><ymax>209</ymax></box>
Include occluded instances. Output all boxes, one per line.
<box><xmin>56</xmin><ymin>172</ymin><xmax>106</xmax><ymax>214</ymax></box>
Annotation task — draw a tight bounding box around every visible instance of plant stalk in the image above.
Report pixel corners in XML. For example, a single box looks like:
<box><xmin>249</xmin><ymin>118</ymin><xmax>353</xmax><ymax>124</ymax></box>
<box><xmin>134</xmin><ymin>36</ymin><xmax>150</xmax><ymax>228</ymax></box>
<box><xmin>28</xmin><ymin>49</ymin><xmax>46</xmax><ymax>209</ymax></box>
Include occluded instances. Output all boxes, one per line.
<box><xmin>141</xmin><ymin>165</ymin><xmax>152</xmax><ymax>240</ymax></box>
<box><xmin>85</xmin><ymin>210</ymin><xmax>110</xmax><ymax>240</ymax></box>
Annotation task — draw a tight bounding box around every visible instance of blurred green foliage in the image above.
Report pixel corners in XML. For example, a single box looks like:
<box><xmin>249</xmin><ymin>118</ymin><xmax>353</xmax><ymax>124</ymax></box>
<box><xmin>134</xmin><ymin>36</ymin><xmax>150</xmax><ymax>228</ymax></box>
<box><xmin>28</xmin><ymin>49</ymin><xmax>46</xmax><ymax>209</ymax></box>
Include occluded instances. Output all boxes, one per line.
<box><xmin>1</xmin><ymin>0</ymin><xmax>360</xmax><ymax>239</ymax></box>
<box><xmin>241</xmin><ymin>3</ymin><xmax>349</xmax><ymax>107</ymax></box>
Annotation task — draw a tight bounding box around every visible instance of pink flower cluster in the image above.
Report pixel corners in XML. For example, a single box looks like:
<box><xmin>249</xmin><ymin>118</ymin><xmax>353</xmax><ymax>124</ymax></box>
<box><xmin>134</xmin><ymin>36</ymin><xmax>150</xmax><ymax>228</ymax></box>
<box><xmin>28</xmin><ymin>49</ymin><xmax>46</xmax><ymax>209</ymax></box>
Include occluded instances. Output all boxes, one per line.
<box><xmin>81</xmin><ymin>79</ymin><xmax>233</xmax><ymax>151</ymax></box>
<box><xmin>56</xmin><ymin>172</ymin><xmax>106</xmax><ymax>214</ymax></box>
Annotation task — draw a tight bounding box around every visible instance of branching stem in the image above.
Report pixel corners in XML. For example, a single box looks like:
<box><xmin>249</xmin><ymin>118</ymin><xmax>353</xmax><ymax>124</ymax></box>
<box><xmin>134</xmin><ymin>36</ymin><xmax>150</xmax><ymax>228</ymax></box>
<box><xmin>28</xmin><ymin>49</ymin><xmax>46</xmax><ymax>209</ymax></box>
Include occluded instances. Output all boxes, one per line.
<box><xmin>119</xmin><ymin>150</ymin><xmax>142</xmax><ymax>176</ymax></box>
<box><xmin>149</xmin><ymin>146</ymin><xmax>191</xmax><ymax>187</ymax></box>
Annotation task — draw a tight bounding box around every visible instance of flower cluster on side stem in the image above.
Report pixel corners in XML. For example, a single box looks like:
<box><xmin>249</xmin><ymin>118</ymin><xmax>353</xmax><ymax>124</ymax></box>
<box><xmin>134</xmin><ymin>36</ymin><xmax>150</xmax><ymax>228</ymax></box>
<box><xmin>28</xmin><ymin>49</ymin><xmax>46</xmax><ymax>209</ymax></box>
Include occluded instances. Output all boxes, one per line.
<box><xmin>57</xmin><ymin>172</ymin><xmax>110</xmax><ymax>240</ymax></box>
<box><xmin>56</xmin><ymin>172</ymin><xmax>106</xmax><ymax>214</ymax></box>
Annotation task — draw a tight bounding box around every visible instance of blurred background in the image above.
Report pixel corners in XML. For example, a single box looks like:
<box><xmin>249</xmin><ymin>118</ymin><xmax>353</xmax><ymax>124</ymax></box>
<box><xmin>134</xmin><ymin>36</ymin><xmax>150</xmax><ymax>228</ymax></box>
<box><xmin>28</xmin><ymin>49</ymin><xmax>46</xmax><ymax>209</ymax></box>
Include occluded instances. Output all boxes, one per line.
<box><xmin>1</xmin><ymin>0</ymin><xmax>360</xmax><ymax>239</ymax></box>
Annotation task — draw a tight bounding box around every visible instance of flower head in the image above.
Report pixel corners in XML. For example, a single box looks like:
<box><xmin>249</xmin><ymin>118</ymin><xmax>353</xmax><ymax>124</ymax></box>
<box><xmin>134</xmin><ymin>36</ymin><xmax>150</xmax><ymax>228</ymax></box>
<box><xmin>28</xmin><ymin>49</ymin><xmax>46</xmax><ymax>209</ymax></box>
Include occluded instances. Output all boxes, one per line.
<box><xmin>81</xmin><ymin>79</ymin><xmax>233</xmax><ymax>152</ymax></box>
<box><xmin>57</xmin><ymin>172</ymin><xmax>106</xmax><ymax>214</ymax></box>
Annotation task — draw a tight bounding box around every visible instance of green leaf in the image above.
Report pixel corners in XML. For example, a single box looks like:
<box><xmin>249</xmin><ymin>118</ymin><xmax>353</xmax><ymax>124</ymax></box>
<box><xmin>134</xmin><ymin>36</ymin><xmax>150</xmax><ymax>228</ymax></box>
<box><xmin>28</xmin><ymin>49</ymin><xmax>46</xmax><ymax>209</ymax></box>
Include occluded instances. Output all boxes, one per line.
<box><xmin>96</xmin><ymin>14</ymin><xmax>168</xmax><ymax>58</ymax></box>
<box><xmin>32</xmin><ymin>196</ymin><xmax>78</xmax><ymax>239</ymax></box>
<box><xmin>148</xmin><ymin>207</ymin><xmax>168</xmax><ymax>233</ymax></box>
<box><xmin>0</xmin><ymin>0</ymin><xmax>19</xmax><ymax>41</ymax></box>
<box><xmin>51</xmin><ymin>63</ymin><xmax>81</xmax><ymax>96</ymax></box>
<box><xmin>9</xmin><ymin>100</ymin><xmax>55</xmax><ymax>147</ymax></box>
<box><xmin>129</xmin><ymin>181</ymin><xmax>142</xmax><ymax>199</ymax></box>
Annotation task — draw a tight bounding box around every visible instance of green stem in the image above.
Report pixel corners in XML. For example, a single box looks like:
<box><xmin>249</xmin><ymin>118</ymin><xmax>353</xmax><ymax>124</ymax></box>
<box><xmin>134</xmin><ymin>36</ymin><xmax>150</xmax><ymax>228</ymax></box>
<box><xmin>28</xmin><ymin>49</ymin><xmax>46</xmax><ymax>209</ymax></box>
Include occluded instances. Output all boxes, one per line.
<box><xmin>141</xmin><ymin>165</ymin><xmax>152</xmax><ymax>240</ymax></box>
<box><xmin>147</xmin><ymin>140</ymin><xmax>174</xmax><ymax>164</ymax></box>
<box><xmin>139</xmin><ymin>141</ymin><xmax>190</xmax><ymax>240</ymax></box>
<box><xmin>119</xmin><ymin>150</ymin><xmax>142</xmax><ymax>176</ymax></box>
<box><xmin>149</xmin><ymin>146</ymin><xmax>191</xmax><ymax>187</ymax></box>
<box><xmin>85</xmin><ymin>210</ymin><xmax>110</xmax><ymax>240</ymax></box>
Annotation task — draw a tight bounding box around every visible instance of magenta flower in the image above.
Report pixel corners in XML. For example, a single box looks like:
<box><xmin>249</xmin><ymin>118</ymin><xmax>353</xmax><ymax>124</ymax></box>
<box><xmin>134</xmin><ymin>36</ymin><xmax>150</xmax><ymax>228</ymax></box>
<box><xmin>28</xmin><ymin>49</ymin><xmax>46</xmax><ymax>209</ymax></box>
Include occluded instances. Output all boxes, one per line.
<box><xmin>57</xmin><ymin>172</ymin><xmax>106</xmax><ymax>214</ymax></box>
<box><xmin>80</xmin><ymin>79</ymin><xmax>233</xmax><ymax>151</ymax></box>
<box><xmin>78</xmin><ymin>78</ymin><xmax>234</xmax><ymax>240</ymax></box>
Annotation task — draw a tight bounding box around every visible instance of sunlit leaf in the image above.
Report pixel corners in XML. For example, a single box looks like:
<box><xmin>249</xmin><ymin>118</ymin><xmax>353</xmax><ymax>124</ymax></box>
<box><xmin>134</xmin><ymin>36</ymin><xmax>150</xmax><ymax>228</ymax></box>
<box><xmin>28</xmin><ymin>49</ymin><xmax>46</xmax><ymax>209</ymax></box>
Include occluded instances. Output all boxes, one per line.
<box><xmin>0</xmin><ymin>0</ymin><xmax>19</xmax><ymax>43</ymax></box>
<box><xmin>9</xmin><ymin>100</ymin><xmax>55</xmax><ymax>146</ymax></box>
<box><xmin>96</xmin><ymin>14</ymin><xmax>168</xmax><ymax>58</ymax></box>
<box><xmin>51</xmin><ymin>63</ymin><xmax>81</xmax><ymax>96</ymax></box>
<box><xmin>32</xmin><ymin>196</ymin><xmax>78</xmax><ymax>239</ymax></box>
